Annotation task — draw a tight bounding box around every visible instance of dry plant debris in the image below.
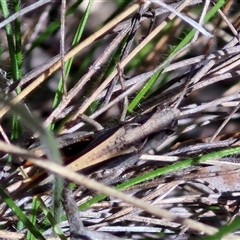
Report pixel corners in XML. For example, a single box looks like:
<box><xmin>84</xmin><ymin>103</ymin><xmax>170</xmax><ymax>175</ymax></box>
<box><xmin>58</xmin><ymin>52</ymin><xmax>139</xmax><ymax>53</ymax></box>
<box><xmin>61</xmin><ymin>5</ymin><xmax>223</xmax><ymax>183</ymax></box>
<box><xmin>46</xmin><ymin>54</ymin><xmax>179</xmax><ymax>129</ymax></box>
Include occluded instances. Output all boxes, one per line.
<box><xmin>0</xmin><ymin>0</ymin><xmax>240</xmax><ymax>239</ymax></box>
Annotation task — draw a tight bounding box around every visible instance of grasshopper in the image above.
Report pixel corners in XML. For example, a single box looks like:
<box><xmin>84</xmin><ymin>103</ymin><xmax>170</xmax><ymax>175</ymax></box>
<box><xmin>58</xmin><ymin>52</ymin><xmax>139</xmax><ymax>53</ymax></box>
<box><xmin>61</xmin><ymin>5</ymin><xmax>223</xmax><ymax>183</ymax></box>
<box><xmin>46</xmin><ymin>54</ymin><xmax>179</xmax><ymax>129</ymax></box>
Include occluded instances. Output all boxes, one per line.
<box><xmin>9</xmin><ymin>108</ymin><xmax>180</xmax><ymax>198</ymax></box>
<box><xmin>65</xmin><ymin>108</ymin><xmax>179</xmax><ymax>172</ymax></box>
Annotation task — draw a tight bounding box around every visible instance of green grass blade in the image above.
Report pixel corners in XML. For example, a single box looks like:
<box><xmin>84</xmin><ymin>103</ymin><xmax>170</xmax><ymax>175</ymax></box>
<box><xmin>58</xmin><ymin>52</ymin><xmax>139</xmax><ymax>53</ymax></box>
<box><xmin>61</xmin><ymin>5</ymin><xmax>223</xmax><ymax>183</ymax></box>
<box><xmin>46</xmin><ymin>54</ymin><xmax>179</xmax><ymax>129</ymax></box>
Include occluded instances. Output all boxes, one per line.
<box><xmin>12</xmin><ymin>0</ymin><xmax>22</xmax><ymax>80</ymax></box>
<box><xmin>79</xmin><ymin>146</ymin><xmax>240</xmax><ymax>210</ymax></box>
<box><xmin>0</xmin><ymin>0</ymin><xmax>18</xmax><ymax>79</ymax></box>
<box><xmin>127</xmin><ymin>69</ymin><xmax>162</xmax><ymax>112</ymax></box>
<box><xmin>203</xmin><ymin>216</ymin><xmax>240</xmax><ymax>240</ymax></box>
<box><xmin>51</xmin><ymin>0</ymin><xmax>94</xmax><ymax>112</ymax></box>
<box><xmin>0</xmin><ymin>0</ymin><xmax>24</xmax><ymax>148</ymax></box>
<box><xmin>172</xmin><ymin>0</ymin><xmax>226</xmax><ymax>55</ymax></box>
<box><xmin>27</xmin><ymin>197</ymin><xmax>40</xmax><ymax>240</ymax></box>
<box><xmin>38</xmin><ymin>197</ymin><xmax>66</xmax><ymax>240</ymax></box>
<box><xmin>0</xmin><ymin>186</ymin><xmax>45</xmax><ymax>240</ymax></box>
<box><xmin>127</xmin><ymin>0</ymin><xmax>226</xmax><ymax>112</ymax></box>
